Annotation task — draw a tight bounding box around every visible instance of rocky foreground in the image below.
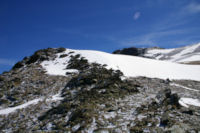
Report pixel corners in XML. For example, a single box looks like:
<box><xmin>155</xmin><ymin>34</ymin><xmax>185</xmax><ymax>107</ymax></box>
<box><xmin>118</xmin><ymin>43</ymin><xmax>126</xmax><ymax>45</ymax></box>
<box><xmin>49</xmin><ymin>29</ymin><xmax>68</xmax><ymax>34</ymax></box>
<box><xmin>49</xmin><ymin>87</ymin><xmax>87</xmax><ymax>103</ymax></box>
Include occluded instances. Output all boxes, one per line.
<box><xmin>0</xmin><ymin>48</ymin><xmax>200</xmax><ymax>132</ymax></box>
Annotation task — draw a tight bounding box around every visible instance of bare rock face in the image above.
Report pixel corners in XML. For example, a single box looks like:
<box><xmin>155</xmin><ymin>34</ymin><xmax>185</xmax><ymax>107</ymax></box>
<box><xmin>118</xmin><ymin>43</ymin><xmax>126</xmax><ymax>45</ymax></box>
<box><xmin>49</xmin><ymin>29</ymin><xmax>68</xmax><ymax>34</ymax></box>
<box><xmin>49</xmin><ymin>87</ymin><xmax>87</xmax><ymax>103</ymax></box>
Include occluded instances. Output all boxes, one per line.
<box><xmin>0</xmin><ymin>47</ymin><xmax>200</xmax><ymax>132</ymax></box>
<box><xmin>113</xmin><ymin>47</ymin><xmax>146</xmax><ymax>56</ymax></box>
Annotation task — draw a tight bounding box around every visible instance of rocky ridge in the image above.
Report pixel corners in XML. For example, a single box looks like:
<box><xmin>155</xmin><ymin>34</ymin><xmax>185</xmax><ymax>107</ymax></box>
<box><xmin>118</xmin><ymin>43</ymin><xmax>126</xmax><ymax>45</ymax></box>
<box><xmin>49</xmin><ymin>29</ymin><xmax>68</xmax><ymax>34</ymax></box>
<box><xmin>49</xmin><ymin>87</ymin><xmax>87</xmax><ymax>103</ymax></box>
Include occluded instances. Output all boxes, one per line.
<box><xmin>0</xmin><ymin>48</ymin><xmax>200</xmax><ymax>132</ymax></box>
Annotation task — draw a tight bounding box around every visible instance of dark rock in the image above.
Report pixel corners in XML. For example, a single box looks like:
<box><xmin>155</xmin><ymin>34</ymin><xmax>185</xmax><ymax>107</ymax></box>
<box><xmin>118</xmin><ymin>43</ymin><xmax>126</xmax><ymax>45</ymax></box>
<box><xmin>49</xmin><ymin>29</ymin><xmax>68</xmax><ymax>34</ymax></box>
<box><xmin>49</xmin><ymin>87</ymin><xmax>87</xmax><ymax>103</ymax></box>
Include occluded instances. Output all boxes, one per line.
<box><xmin>57</xmin><ymin>47</ymin><xmax>66</xmax><ymax>53</ymax></box>
<box><xmin>66</xmin><ymin>54</ymin><xmax>90</xmax><ymax>70</ymax></box>
<box><xmin>156</xmin><ymin>88</ymin><xmax>171</xmax><ymax>104</ymax></box>
<box><xmin>166</xmin><ymin>78</ymin><xmax>171</xmax><ymax>84</ymax></box>
<box><xmin>160</xmin><ymin>112</ymin><xmax>169</xmax><ymax>127</ymax></box>
<box><xmin>182</xmin><ymin>109</ymin><xmax>193</xmax><ymax>115</ymax></box>
<box><xmin>26</xmin><ymin>54</ymin><xmax>41</xmax><ymax>64</ymax></box>
<box><xmin>59</xmin><ymin>54</ymin><xmax>68</xmax><ymax>58</ymax></box>
<box><xmin>12</xmin><ymin>48</ymin><xmax>60</xmax><ymax>69</ymax></box>
<box><xmin>164</xmin><ymin>89</ymin><xmax>171</xmax><ymax>98</ymax></box>
<box><xmin>113</xmin><ymin>47</ymin><xmax>146</xmax><ymax>56</ymax></box>
<box><xmin>68</xmin><ymin>51</ymin><xmax>75</xmax><ymax>54</ymax></box>
<box><xmin>12</xmin><ymin>61</ymin><xmax>24</xmax><ymax>69</ymax></box>
<box><xmin>170</xmin><ymin>93</ymin><xmax>179</xmax><ymax>107</ymax></box>
<box><xmin>0</xmin><ymin>76</ymin><xmax>4</xmax><ymax>81</ymax></box>
<box><xmin>26</xmin><ymin>51</ymin><xmax>47</xmax><ymax>64</ymax></box>
<box><xmin>7</xmin><ymin>95</ymin><xmax>16</xmax><ymax>102</ymax></box>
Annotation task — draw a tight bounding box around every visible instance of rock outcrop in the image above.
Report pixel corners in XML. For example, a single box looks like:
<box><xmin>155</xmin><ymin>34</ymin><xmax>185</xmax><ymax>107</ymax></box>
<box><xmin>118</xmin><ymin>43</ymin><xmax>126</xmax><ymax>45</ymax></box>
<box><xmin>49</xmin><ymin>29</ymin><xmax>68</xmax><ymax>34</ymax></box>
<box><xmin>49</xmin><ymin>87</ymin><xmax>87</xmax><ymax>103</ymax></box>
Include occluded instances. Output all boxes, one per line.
<box><xmin>113</xmin><ymin>47</ymin><xmax>146</xmax><ymax>56</ymax></box>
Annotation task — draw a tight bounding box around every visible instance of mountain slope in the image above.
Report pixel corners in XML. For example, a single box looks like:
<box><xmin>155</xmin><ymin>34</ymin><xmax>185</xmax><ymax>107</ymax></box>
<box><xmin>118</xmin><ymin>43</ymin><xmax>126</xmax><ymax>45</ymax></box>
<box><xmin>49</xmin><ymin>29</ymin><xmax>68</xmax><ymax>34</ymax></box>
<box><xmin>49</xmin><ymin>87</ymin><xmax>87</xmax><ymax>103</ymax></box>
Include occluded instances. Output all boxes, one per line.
<box><xmin>41</xmin><ymin>48</ymin><xmax>200</xmax><ymax>81</ymax></box>
<box><xmin>145</xmin><ymin>43</ymin><xmax>200</xmax><ymax>63</ymax></box>
<box><xmin>113</xmin><ymin>43</ymin><xmax>200</xmax><ymax>64</ymax></box>
<box><xmin>0</xmin><ymin>47</ymin><xmax>200</xmax><ymax>132</ymax></box>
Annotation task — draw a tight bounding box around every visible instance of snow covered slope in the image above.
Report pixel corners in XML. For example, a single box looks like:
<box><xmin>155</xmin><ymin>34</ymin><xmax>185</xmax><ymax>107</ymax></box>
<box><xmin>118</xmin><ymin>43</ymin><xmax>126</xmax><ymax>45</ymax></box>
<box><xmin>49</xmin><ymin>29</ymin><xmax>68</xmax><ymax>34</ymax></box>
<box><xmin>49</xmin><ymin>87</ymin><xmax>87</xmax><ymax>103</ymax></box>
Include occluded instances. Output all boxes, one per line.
<box><xmin>41</xmin><ymin>48</ymin><xmax>200</xmax><ymax>81</ymax></box>
<box><xmin>144</xmin><ymin>43</ymin><xmax>200</xmax><ymax>63</ymax></box>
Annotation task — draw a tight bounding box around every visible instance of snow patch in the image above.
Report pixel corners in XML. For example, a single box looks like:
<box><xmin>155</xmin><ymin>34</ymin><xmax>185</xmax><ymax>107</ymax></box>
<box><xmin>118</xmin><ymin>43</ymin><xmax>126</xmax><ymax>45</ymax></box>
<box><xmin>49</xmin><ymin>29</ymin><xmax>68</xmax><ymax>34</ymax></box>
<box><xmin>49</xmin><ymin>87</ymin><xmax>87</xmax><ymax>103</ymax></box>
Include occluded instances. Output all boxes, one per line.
<box><xmin>179</xmin><ymin>98</ymin><xmax>200</xmax><ymax>108</ymax></box>
<box><xmin>104</xmin><ymin>112</ymin><xmax>117</xmax><ymax>119</ymax></box>
<box><xmin>0</xmin><ymin>98</ymin><xmax>42</xmax><ymax>115</ymax></box>
<box><xmin>170</xmin><ymin>83</ymin><xmax>199</xmax><ymax>92</ymax></box>
<box><xmin>0</xmin><ymin>92</ymin><xmax>64</xmax><ymax>115</ymax></box>
<box><xmin>47</xmin><ymin>93</ymin><xmax>64</xmax><ymax>101</ymax></box>
<box><xmin>41</xmin><ymin>53</ymin><xmax>79</xmax><ymax>76</ymax></box>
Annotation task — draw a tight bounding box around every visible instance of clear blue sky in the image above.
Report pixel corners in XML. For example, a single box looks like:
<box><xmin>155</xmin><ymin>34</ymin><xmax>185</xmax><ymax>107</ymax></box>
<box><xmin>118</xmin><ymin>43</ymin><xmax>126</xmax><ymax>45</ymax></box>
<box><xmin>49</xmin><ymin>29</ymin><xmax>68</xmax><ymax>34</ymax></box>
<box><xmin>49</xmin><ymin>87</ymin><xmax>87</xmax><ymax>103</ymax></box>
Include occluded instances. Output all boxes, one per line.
<box><xmin>0</xmin><ymin>0</ymin><xmax>200</xmax><ymax>73</ymax></box>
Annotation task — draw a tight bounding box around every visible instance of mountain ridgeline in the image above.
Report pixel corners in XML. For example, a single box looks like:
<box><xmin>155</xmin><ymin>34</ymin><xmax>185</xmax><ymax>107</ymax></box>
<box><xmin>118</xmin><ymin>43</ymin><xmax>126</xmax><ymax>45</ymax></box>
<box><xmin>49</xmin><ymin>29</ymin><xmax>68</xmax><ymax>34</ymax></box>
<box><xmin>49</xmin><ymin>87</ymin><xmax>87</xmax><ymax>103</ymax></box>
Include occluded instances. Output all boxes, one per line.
<box><xmin>113</xmin><ymin>43</ymin><xmax>200</xmax><ymax>64</ymax></box>
<box><xmin>0</xmin><ymin>45</ymin><xmax>200</xmax><ymax>132</ymax></box>
<box><xmin>113</xmin><ymin>47</ymin><xmax>147</xmax><ymax>56</ymax></box>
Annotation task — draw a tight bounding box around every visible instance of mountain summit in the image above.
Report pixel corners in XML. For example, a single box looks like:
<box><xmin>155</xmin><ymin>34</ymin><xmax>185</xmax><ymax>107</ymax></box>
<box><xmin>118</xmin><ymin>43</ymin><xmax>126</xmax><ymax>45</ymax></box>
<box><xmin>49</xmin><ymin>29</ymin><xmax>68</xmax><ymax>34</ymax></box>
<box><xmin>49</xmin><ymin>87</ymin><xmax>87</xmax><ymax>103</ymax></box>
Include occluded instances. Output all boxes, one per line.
<box><xmin>40</xmin><ymin>47</ymin><xmax>200</xmax><ymax>81</ymax></box>
<box><xmin>0</xmin><ymin>45</ymin><xmax>200</xmax><ymax>132</ymax></box>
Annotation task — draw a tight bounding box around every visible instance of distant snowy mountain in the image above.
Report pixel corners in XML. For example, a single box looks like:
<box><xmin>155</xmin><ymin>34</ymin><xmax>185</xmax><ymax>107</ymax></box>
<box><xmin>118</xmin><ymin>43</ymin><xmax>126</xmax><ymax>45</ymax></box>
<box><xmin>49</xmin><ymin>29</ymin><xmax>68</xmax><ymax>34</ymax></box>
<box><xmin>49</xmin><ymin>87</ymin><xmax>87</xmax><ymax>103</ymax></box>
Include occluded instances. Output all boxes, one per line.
<box><xmin>41</xmin><ymin>48</ymin><xmax>200</xmax><ymax>81</ymax></box>
<box><xmin>144</xmin><ymin>43</ymin><xmax>200</xmax><ymax>64</ymax></box>
<box><xmin>113</xmin><ymin>43</ymin><xmax>200</xmax><ymax>64</ymax></box>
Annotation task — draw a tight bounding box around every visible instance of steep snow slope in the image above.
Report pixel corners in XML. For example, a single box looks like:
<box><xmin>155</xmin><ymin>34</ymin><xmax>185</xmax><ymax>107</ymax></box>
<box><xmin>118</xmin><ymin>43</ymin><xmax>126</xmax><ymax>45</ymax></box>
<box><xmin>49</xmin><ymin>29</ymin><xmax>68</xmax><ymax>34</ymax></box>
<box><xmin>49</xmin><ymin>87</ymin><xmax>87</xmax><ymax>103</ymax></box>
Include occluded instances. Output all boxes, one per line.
<box><xmin>41</xmin><ymin>48</ymin><xmax>200</xmax><ymax>81</ymax></box>
<box><xmin>145</xmin><ymin>43</ymin><xmax>200</xmax><ymax>63</ymax></box>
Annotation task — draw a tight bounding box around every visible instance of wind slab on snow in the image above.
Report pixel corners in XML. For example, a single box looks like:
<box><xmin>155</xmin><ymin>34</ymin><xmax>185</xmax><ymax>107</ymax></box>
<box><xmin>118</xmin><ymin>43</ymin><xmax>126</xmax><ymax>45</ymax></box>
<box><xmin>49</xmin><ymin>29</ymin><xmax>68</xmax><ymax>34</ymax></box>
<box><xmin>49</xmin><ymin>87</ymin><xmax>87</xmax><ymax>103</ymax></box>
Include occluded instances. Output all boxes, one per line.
<box><xmin>41</xmin><ymin>48</ymin><xmax>200</xmax><ymax>81</ymax></box>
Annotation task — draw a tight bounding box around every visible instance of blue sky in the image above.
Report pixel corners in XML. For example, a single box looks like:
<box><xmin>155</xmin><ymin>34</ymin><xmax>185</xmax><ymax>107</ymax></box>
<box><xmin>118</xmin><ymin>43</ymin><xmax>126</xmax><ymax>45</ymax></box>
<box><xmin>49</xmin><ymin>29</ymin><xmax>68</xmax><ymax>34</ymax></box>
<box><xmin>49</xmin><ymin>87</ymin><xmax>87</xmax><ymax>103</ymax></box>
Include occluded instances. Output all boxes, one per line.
<box><xmin>0</xmin><ymin>0</ymin><xmax>200</xmax><ymax>73</ymax></box>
